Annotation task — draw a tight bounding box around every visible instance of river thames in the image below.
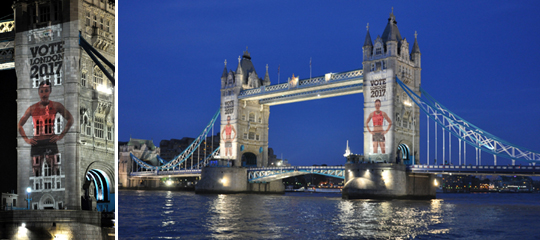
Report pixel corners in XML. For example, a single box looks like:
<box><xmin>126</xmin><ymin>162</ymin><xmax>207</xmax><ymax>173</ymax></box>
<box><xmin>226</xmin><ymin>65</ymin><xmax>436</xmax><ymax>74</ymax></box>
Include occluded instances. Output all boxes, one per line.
<box><xmin>119</xmin><ymin>190</ymin><xmax>540</xmax><ymax>239</ymax></box>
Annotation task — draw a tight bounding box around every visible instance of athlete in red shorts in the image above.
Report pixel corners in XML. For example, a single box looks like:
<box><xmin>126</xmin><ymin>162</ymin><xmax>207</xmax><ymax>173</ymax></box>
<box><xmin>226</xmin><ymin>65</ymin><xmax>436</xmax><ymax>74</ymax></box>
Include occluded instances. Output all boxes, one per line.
<box><xmin>365</xmin><ymin>99</ymin><xmax>392</xmax><ymax>154</ymax></box>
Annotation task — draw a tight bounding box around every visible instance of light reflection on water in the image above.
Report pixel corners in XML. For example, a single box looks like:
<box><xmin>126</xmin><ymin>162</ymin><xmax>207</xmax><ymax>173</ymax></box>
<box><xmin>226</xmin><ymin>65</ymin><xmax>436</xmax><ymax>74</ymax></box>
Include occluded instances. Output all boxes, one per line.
<box><xmin>119</xmin><ymin>191</ymin><xmax>540</xmax><ymax>239</ymax></box>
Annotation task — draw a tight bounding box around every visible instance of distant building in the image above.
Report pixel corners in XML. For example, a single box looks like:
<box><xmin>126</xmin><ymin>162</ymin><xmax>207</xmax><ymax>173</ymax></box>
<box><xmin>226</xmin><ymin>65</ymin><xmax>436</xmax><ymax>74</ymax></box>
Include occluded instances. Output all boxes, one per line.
<box><xmin>118</xmin><ymin>138</ymin><xmax>160</xmax><ymax>187</ymax></box>
<box><xmin>159</xmin><ymin>134</ymin><xmax>220</xmax><ymax>169</ymax></box>
<box><xmin>1</xmin><ymin>192</ymin><xmax>18</xmax><ymax>209</ymax></box>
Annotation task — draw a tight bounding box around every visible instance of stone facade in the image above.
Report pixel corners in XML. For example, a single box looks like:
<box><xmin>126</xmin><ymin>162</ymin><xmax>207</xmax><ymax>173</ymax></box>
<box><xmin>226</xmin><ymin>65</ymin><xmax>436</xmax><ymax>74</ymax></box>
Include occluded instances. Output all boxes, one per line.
<box><xmin>118</xmin><ymin>139</ymin><xmax>160</xmax><ymax>188</ymax></box>
<box><xmin>220</xmin><ymin>50</ymin><xmax>270</xmax><ymax>167</ymax></box>
<box><xmin>14</xmin><ymin>0</ymin><xmax>115</xmax><ymax>210</ymax></box>
<box><xmin>362</xmin><ymin>12</ymin><xmax>421</xmax><ymax>164</ymax></box>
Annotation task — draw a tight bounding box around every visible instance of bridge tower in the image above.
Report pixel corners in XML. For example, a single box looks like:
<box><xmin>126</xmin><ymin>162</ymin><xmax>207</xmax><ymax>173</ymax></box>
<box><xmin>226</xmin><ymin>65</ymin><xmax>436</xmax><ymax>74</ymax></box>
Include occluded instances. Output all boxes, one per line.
<box><xmin>362</xmin><ymin>11</ymin><xmax>421</xmax><ymax>164</ymax></box>
<box><xmin>14</xmin><ymin>0</ymin><xmax>115</xmax><ymax>211</ymax></box>
<box><xmin>220</xmin><ymin>49</ymin><xmax>270</xmax><ymax>168</ymax></box>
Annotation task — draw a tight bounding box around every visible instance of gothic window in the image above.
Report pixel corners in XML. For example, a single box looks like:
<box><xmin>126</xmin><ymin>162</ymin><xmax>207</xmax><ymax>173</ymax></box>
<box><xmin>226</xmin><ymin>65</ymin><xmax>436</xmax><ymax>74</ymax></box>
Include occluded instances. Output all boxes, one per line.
<box><xmin>56</xmin><ymin>154</ymin><xmax>61</xmax><ymax>164</ymax></box>
<box><xmin>93</xmin><ymin>15</ymin><xmax>97</xmax><ymax>27</ymax></box>
<box><xmin>39</xmin><ymin>5</ymin><xmax>51</xmax><ymax>23</ymax></box>
<box><xmin>100</xmin><ymin>18</ymin><xmax>103</xmax><ymax>30</ymax></box>
<box><xmin>54</xmin><ymin>114</ymin><xmax>63</xmax><ymax>135</ymax></box>
<box><xmin>107</xmin><ymin>126</ymin><xmax>113</xmax><ymax>141</ymax></box>
<box><xmin>35</xmin><ymin>183</ymin><xmax>39</xmax><ymax>190</ymax></box>
<box><xmin>94</xmin><ymin>117</ymin><xmax>104</xmax><ymax>138</ymax></box>
<box><xmin>44</xmin><ymin>161</ymin><xmax>50</xmax><ymax>177</ymax></box>
<box><xmin>249</xmin><ymin>113</ymin><xmax>255</xmax><ymax>122</ymax></box>
<box><xmin>256</xmin><ymin>135</ymin><xmax>260</xmax><ymax>141</ymax></box>
<box><xmin>248</xmin><ymin>132</ymin><xmax>255</xmax><ymax>140</ymax></box>
<box><xmin>44</xmin><ymin>198</ymin><xmax>53</xmax><ymax>205</ymax></box>
<box><xmin>84</xmin><ymin>115</ymin><xmax>92</xmax><ymax>136</ymax></box>
<box><xmin>243</xmin><ymin>132</ymin><xmax>247</xmax><ymax>139</ymax></box>
<box><xmin>57</xmin><ymin>181</ymin><xmax>61</xmax><ymax>189</ymax></box>
<box><xmin>106</xmin><ymin>20</ymin><xmax>110</xmax><ymax>32</ymax></box>
<box><xmin>371</xmin><ymin>63</ymin><xmax>375</xmax><ymax>72</ymax></box>
<box><xmin>86</xmin><ymin>12</ymin><xmax>91</xmax><ymax>26</ymax></box>
<box><xmin>375</xmin><ymin>47</ymin><xmax>382</xmax><ymax>55</ymax></box>
<box><xmin>258</xmin><ymin>117</ymin><xmax>261</xmax><ymax>123</ymax></box>
<box><xmin>53</xmin><ymin>1</ymin><xmax>61</xmax><ymax>21</ymax></box>
<box><xmin>82</xmin><ymin>71</ymin><xmax>87</xmax><ymax>87</ymax></box>
<box><xmin>45</xmin><ymin>117</ymin><xmax>54</xmax><ymax>135</ymax></box>
<box><xmin>94</xmin><ymin>67</ymin><xmax>103</xmax><ymax>88</ymax></box>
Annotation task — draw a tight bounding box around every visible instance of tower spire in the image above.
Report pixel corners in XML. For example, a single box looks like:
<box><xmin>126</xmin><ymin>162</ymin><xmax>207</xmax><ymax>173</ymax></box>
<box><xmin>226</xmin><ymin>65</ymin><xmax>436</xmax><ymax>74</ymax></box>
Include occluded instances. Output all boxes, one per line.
<box><xmin>412</xmin><ymin>31</ymin><xmax>421</xmax><ymax>54</ymax></box>
<box><xmin>363</xmin><ymin>23</ymin><xmax>373</xmax><ymax>47</ymax></box>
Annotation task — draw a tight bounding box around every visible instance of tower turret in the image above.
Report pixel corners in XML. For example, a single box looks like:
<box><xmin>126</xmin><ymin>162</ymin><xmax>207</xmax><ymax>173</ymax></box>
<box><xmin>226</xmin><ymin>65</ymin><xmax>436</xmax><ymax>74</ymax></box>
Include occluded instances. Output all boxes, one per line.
<box><xmin>263</xmin><ymin>64</ymin><xmax>271</xmax><ymax>86</ymax></box>
<box><xmin>363</xmin><ymin>23</ymin><xmax>373</xmax><ymax>60</ymax></box>
<box><xmin>221</xmin><ymin>60</ymin><xmax>228</xmax><ymax>88</ymax></box>
<box><xmin>411</xmin><ymin>31</ymin><xmax>421</xmax><ymax>68</ymax></box>
<box><xmin>381</xmin><ymin>10</ymin><xmax>401</xmax><ymax>57</ymax></box>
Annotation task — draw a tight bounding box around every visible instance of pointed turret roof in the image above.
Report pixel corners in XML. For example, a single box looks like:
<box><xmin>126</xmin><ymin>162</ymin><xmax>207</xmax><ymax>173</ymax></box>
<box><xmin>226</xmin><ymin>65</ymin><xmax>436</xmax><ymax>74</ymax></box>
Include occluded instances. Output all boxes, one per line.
<box><xmin>221</xmin><ymin>59</ymin><xmax>228</xmax><ymax>79</ymax></box>
<box><xmin>264</xmin><ymin>64</ymin><xmax>270</xmax><ymax>84</ymax></box>
<box><xmin>411</xmin><ymin>31</ymin><xmax>421</xmax><ymax>54</ymax></box>
<box><xmin>381</xmin><ymin>10</ymin><xmax>402</xmax><ymax>43</ymax></box>
<box><xmin>363</xmin><ymin>23</ymin><xmax>373</xmax><ymax>47</ymax></box>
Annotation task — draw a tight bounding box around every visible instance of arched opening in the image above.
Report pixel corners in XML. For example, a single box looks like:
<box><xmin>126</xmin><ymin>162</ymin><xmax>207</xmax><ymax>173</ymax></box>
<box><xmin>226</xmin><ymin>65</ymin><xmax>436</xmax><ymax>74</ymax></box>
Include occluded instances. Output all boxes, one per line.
<box><xmin>241</xmin><ymin>152</ymin><xmax>257</xmax><ymax>167</ymax></box>
<box><xmin>83</xmin><ymin>169</ymin><xmax>113</xmax><ymax>212</ymax></box>
<box><xmin>397</xmin><ymin>143</ymin><xmax>412</xmax><ymax>165</ymax></box>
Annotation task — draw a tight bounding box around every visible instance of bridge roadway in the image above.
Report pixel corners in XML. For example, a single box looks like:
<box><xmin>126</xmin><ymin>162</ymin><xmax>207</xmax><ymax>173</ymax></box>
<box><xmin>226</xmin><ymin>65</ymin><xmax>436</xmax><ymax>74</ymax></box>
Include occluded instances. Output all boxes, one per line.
<box><xmin>129</xmin><ymin>164</ymin><xmax>540</xmax><ymax>181</ymax></box>
<box><xmin>238</xmin><ymin>69</ymin><xmax>363</xmax><ymax>105</ymax></box>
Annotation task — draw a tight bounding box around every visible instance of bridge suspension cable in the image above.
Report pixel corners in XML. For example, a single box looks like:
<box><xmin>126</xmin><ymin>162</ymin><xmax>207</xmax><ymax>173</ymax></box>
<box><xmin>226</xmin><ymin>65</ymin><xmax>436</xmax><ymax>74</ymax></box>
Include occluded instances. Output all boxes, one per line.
<box><xmin>130</xmin><ymin>109</ymin><xmax>221</xmax><ymax>172</ymax></box>
<box><xmin>397</xmin><ymin>78</ymin><xmax>540</xmax><ymax>164</ymax></box>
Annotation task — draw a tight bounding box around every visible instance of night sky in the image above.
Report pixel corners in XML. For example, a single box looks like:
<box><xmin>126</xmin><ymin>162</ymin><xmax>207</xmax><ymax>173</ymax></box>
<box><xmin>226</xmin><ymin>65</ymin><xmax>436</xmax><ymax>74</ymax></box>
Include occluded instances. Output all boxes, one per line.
<box><xmin>0</xmin><ymin>2</ymin><xmax>17</xmax><ymax>194</ymax></box>
<box><xmin>120</xmin><ymin>1</ymin><xmax>540</xmax><ymax>167</ymax></box>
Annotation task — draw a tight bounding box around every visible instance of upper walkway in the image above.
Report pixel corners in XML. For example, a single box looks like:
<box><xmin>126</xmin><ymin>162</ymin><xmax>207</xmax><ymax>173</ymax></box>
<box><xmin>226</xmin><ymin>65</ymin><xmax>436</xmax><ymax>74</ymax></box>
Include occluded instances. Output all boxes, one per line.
<box><xmin>238</xmin><ymin>69</ymin><xmax>363</xmax><ymax>105</ymax></box>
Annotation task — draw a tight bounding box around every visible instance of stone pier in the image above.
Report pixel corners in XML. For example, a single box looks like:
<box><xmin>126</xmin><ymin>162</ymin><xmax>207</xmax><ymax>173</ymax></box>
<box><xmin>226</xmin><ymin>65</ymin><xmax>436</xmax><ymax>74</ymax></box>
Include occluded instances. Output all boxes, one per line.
<box><xmin>342</xmin><ymin>163</ymin><xmax>436</xmax><ymax>199</ymax></box>
<box><xmin>195</xmin><ymin>167</ymin><xmax>284</xmax><ymax>194</ymax></box>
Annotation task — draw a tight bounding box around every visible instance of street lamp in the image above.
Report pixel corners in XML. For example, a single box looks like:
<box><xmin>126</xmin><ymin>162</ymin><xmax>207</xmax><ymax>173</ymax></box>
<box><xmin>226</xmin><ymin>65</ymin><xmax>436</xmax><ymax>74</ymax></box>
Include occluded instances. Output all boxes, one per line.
<box><xmin>25</xmin><ymin>187</ymin><xmax>32</xmax><ymax>210</ymax></box>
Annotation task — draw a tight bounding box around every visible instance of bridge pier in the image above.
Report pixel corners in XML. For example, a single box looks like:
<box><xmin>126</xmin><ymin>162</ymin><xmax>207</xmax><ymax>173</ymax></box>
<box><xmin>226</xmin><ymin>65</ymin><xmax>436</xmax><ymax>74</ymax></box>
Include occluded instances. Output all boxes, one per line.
<box><xmin>195</xmin><ymin>167</ymin><xmax>284</xmax><ymax>194</ymax></box>
<box><xmin>342</xmin><ymin>163</ymin><xmax>435</xmax><ymax>199</ymax></box>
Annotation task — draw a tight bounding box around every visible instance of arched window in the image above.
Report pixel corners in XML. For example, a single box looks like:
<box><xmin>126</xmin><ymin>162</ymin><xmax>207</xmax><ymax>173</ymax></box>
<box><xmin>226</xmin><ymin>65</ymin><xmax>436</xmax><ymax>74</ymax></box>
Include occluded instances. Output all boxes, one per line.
<box><xmin>94</xmin><ymin>67</ymin><xmax>103</xmax><ymax>88</ymax></box>
<box><xmin>249</xmin><ymin>113</ymin><xmax>255</xmax><ymax>122</ymax></box>
<box><xmin>94</xmin><ymin>117</ymin><xmax>104</xmax><ymax>138</ymax></box>
<box><xmin>81</xmin><ymin>71</ymin><xmax>87</xmax><ymax>87</ymax></box>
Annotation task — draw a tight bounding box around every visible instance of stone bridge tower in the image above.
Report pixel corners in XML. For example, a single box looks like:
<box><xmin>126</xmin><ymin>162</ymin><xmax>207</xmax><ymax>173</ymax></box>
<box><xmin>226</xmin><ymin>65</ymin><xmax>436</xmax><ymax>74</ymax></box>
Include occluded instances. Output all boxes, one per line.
<box><xmin>14</xmin><ymin>0</ymin><xmax>115</xmax><ymax>210</ymax></box>
<box><xmin>220</xmin><ymin>49</ymin><xmax>270</xmax><ymax>168</ymax></box>
<box><xmin>362</xmin><ymin>11</ymin><xmax>421</xmax><ymax>164</ymax></box>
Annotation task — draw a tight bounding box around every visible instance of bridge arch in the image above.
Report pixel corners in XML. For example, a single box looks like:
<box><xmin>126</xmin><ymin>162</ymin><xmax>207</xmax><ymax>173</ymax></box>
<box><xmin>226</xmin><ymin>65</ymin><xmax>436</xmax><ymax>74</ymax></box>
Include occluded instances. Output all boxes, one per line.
<box><xmin>242</xmin><ymin>152</ymin><xmax>257</xmax><ymax>167</ymax></box>
<box><xmin>397</xmin><ymin>142</ymin><xmax>412</xmax><ymax>165</ymax></box>
<box><xmin>82</xmin><ymin>161</ymin><xmax>115</xmax><ymax>212</ymax></box>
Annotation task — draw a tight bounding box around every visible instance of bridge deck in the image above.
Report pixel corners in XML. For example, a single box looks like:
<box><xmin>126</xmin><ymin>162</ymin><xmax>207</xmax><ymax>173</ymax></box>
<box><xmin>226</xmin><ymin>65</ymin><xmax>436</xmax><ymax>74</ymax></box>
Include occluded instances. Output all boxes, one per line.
<box><xmin>408</xmin><ymin>165</ymin><xmax>540</xmax><ymax>176</ymax></box>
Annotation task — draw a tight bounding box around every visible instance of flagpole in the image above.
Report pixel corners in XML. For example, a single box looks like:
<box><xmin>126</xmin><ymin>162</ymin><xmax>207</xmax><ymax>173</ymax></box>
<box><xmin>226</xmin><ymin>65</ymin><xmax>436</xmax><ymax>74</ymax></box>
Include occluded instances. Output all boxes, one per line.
<box><xmin>310</xmin><ymin>58</ymin><xmax>312</xmax><ymax>80</ymax></box>
<box><xmin>278</xmin><ymin>64</ymin><xmax>280</xmax><ymax>84</ymax></box>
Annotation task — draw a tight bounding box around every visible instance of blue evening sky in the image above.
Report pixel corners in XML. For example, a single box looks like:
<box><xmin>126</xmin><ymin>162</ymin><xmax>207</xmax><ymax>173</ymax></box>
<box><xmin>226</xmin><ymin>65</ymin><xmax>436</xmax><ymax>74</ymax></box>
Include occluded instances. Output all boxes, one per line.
<box><xmin>119</xmin><ymin>1</ymin><xmax>540</xmax><ymax>167</ymax></box>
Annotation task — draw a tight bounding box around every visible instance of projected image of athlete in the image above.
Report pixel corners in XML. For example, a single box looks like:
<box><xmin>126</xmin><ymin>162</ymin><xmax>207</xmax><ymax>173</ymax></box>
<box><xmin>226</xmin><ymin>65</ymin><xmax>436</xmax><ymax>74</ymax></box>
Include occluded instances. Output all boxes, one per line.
<box><xmin>18</xmin><ymin>80</ymin><xmax>73</xmax><ymax>176</ymax></box>
<box><xmin>366</xmin><ymin>99</ymin><xmax>392</xmax><ymax>154</ymax></box>
<box><xmin>221</xmin><ymin>115</ymin><xmax>236</xmax><ymax>157</ymax></box>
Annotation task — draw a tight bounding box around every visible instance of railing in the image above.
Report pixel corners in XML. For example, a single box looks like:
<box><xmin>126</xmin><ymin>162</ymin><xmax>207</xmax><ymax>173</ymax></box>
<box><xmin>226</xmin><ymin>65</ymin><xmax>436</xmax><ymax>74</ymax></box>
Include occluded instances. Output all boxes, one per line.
<box><xmin>408</xmin><ymin>165</ymin><xmax>540</xmax><ymax>175</ymax></box>
<box><xmin>238</xmin><ymin>69</ymin><xmax>363</xmax><ymax>98</ymax></box>
<box><xmin>248</xmin><ymin>166</ymin><xmax>345</xmax><ymax>182</ymax></box>
<box><xmin>0</xmin><ymin>20</ymin><xmax>14</xmax><ymax>33</ymax></box>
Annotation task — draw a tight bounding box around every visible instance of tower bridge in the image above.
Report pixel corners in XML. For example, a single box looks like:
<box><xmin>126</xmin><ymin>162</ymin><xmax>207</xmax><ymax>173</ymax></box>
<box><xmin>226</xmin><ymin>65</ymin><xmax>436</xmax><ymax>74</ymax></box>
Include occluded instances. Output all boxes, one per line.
<box><xmin>124</xmin><ymin>11</ymin><xmax>540</xmax><ymax>199</ymax></box>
